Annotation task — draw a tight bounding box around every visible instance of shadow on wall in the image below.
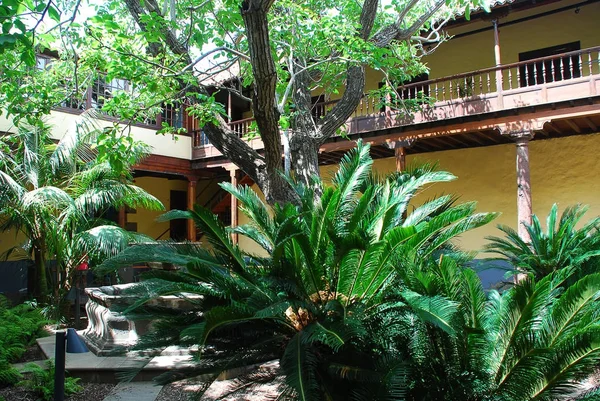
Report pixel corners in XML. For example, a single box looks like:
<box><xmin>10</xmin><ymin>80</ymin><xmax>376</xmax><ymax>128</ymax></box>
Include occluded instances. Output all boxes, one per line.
<box><xmin>0</xmin><ymin>261</ymin><xmax>29</xmax><ymax>302</ymax></box>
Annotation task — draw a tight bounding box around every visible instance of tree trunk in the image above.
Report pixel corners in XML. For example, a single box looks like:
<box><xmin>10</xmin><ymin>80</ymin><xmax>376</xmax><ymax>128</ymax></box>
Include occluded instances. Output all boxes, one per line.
<box><xmin>33</xmin><ymin>243</ymin><xmax>48</xmax><ymax>302</ymax></box>
<box><xmin>289</xmin><ymin>135</ymin><xmax>321</xmax><ymax>191</ymax></box>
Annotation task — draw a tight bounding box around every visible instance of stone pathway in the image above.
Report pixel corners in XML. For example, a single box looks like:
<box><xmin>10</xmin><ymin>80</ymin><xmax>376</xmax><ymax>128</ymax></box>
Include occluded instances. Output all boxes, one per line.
<box><xmin>102</xmin><ymin>382</ymin><xmax>163</xmax><ymax>401</ymax></box>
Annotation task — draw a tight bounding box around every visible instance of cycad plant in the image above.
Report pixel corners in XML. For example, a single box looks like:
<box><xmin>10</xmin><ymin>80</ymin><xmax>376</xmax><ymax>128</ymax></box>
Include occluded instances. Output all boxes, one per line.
<box><xmin>101</xmin><ymin>141</ymin><xmax>495</xmax><ymax>400</ymax></box>
<box><xmin>390</xmin><ymin>252</ymin><xmax>600</xmax><ymax>401</ymax></box>
<box><xmin>0</xmin><ymin>113</ymin><xmax>163</xmax><ymax>305</ymax></box>
<box><xmin>486</xmin><ymin>204</ymin><xmax>600</xmax><ymax>280</ymax></box>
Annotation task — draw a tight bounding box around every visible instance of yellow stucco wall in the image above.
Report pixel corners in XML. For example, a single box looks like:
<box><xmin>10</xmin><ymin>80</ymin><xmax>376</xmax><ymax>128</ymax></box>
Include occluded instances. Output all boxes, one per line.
<box><xmin>127</xmin><ymin>177</ymin><xmax>188</xmax><ymax>240</ymax></box>
<box><xmin>0</xmin><ymin>230</ymin><xmax>26</xmax><ymax>261</ymax></box>
<box><xmin>424</xmin><ymin>0</ymin><xmax>600</xmax><ymax>79</ymax></box>
<box><xmin>385</xmin><ymin>133</ymin><xmax>600</xmax><ymax>253</ymax></box>
<box><xmin>236</xmin><ymin>133</ymin><xmax>600</xmax><ymax>256</ymax></box>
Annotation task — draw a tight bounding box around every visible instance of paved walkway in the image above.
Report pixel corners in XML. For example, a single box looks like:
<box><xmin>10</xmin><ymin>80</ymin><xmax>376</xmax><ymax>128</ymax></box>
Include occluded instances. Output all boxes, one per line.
<box><xmin>102</xmin><ymin>382</ymin><xmax>163</xmax><ymax>401</ymax></box>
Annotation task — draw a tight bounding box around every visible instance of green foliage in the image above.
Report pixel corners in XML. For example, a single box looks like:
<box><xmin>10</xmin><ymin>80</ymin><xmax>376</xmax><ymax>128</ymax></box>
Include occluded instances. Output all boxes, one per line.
<box><xmin>18</xmin><ymin>360</ymin><xmax>82</xmax><ymax>401</ymax></box>
<box><xmin>0</xmin><ymin>0</ymin><xmax>489</xmax><ymax>148</ymax></box>
<box><xmin>0</xmin><ymin>296</ymin><xmax>47</xmax><ymax>386</ymax></box>
<box><xmin>99</xmin><ymin>142</ymin><xmax>600</xmax><ymax>400</ymax></box>
<box><xmin>486</xmin><ymin>204</ymin><xmax>600</xmax><ymax>280</ymax></box>
<box><xmin>101</xmin><ymin>141</ymin><xmax>495</xmax><ymax>400</ymax></box>
<box><xmin>0</xmin><ymin>113</ymin><xmax>163</xmax><ymax>307</ymax></box>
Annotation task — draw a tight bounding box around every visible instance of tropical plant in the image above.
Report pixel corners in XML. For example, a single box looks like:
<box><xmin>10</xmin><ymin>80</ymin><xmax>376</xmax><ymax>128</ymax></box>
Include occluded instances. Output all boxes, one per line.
<box><xmin>485</xmin><ymin>204</ymin><xmax>600</xmax><ymax>280</ymax></box>
<box><xmin>391</xmin><ymin>248</ymin><xmax>600</xmax><ymax>401</ymax></box>
<box><xmin>18</xmin><ymin>361</ymin><xmax>82</xmax><ymax>401</ymax></box>
<box><xmin>100</xmin><ymin>141</ymin><xmax>495</xmax><ymax>400</ymax></box>
<box><xmin>0</xmin><ymin>112</ymin><xmax>164</xmax><ymax>305</ymax></box>
<box><xmin>0</xmin><ymin>296</ymin><xmax>47</xmax><ymax>387</ymax></box>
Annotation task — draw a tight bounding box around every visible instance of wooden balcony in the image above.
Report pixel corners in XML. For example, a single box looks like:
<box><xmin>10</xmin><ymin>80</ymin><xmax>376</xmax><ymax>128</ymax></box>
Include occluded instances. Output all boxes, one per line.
<box><xmin>192</xmin><ymin>46</ymin><xmax>600</xmax><ymax>161</ymax></box>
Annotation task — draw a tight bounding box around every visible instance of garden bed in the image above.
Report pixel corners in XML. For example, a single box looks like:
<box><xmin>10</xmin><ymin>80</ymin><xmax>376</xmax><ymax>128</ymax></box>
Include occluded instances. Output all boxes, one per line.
<box><xmin>0</xmin><ymin>382</ymin><xmax>115</xmax><ymax>401</ymax></box>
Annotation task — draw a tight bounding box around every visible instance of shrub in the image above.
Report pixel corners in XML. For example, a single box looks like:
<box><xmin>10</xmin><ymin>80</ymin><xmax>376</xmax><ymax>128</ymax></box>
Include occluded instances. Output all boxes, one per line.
<box><xmin>18</xmin><ymin>361</ymin><xmax>82</xmax><ymax>401</ymax></box>
<box><xmin>486</xmin><ymin>204</ymin><xmax>600</xmax><ymax>280</ymax></box>
<box><xmin>0</xmin><ymin>297</ymin><xmax>47</xmax><ymax>387</ymax></box>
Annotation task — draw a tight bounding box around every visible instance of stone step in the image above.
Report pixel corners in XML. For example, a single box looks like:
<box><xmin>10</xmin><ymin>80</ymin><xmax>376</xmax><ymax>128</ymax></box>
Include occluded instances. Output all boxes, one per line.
<box><xmin>102</xmin><ymin>382</ymin><xmax>163</xmax><ymax>401</ymax></box>
<box><xmin>36</xmin><ymin>335</ymin><xmax>196</xmax><ymax>383</ymax></box>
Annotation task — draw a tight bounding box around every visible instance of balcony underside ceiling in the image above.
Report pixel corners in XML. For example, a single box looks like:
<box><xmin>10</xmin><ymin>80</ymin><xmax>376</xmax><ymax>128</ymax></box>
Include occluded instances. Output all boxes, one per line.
<box><xmin>319</xmin><ymin>114</ymin><xmax>600</xmax><ymax>166</ymax></box>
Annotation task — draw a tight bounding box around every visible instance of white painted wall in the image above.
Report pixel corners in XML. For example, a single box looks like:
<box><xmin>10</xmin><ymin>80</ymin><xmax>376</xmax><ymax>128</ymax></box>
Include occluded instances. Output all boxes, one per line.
<box><xmin>0</xmin><ymin>110</ymin><xmax>192</xmax><ymax>160</ymax></box>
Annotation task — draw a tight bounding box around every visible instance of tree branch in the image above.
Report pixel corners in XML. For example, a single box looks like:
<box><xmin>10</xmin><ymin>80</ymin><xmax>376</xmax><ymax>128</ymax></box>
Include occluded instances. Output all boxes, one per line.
<box><xmin>121</xmin><ymin>0</ymin><xmax>267</xmax><ymax>186</ymax></box>
<box><xmin>180</xmin><ymin>46</ymin><xmax>250</xmax><ymax>74</ymax></box>
<box><xmin>318</xmin><ymin>0</ymin><xmax>379</xmax><ymax>142</ymax></box>
<box><xmin>371</xmin><ymin>0</ymin><xmax>446</xmax><ymax>47</ymax></box>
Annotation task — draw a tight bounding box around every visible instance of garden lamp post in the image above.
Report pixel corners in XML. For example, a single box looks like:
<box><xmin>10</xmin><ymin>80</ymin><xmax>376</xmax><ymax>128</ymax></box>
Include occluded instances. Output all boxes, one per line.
<box><xmin>54</xmin><ymin>328</ymin><xmax>89</xmax><ymax>401</ymax></box>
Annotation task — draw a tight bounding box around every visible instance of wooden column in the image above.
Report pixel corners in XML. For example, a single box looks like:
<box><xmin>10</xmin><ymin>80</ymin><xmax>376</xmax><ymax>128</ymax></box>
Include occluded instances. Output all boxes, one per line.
<box><xmin>493</xmin><ymin>19</ymin><xmax>504</xmax><ymax>107</ymax></box>
<box><xmin>514</xmin><ymin>133</ymin><xmax>534</xmax><ymax>243</ymax></box>
<box><xmin>230</xmin><ymin>169</ymin><xmax>239</xmax><ymax>245</ymax></box>
<box><xmin>386</xmin><ymin>138</ymin><xmax>415</xmax><ymax>172</ymax></box>
<box><xmin>384</xmin><ymin>91</ymin><xmax>393</xmax><ymax>128</ymax></box>
<box><xmin>118</xmin><ymin>207</ymin><xmax>126</xmax><ymax>229</ymax></box>
<box><xmin>187</xmin><ymin>177</ymin><xmax>197</xmax><ymax>241</ymax></box>
<box><xmin>227</xmin><ymin>91</ymin><xmax>233</xmax><ymax>123</ymax></box>
<box><xmin>395</xmin><ymin>146</ymin><xmax>406</xmax><ymax>172</ymax></box>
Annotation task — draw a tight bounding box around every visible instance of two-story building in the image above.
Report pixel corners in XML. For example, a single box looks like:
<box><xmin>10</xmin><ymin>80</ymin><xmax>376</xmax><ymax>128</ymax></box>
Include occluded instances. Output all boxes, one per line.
<box><xmin>1</xmin><ymin>0</ymin><xmax>599</xmax><ymax>291</ymax></box>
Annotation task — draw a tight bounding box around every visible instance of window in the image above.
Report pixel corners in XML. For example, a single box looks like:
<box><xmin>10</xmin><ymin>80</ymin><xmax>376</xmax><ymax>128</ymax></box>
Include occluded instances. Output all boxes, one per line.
<box><xmin>91</xmin><ymin>75</ymin><xmax>129</xmax><ymax>110</ymax></box>
<box><xmin>162</xmin><ymin>103</ymin><xmax>184</xmax><ymax>128</ymax></box>
<box><xmin>35</xmin><ymin>55</ymin><xmax>52</xmax><ymax>71</ymax></box>
<box><xmin>519</xmin><ymin>42</ymin><xmax>581</xmax><ymax>87</ymax></box>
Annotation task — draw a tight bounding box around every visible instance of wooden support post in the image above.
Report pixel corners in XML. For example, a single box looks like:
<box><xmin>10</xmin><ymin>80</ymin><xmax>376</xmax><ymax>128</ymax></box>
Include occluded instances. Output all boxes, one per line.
<box><xmin>493</xmin><ymin>19</ymin><xmax>504</xmax><ymax>108</ymax></box>
<box><xmin>187</xmin><ymin>177</ymin><xmax>197</xmax><ymax>241</ymax></box>
<box><xmin>395</xmin><ymin>146</ymin><xmax>406</xmax><ymax>172</ymax></box>
<box><xmin>386</xmin><ymin>138</ymin><xmax>415</xmax><ymax>172</ymax></box>
<box><xmin>230</xmin><ymin>169</ymin><xmax>239</xmax><ymax>245</ymax></box>
<box><xmin>227</xmin><ymin>92</ymin><xmax>233</xmax><ymax>123</ymax></box>
<box><xmin>118</xmin><ymin>207</ymin><xmax>126</xmax><ymax>229</ymax></box>
<box><xmin>514</xmin><ymin>133</ymin><xmax>533</xmax><ymax>243</ymax></box>
<box><xmin>385</xmin><ymin>91</ymin><xmax>393</xmax><ymax>129</ymax></box>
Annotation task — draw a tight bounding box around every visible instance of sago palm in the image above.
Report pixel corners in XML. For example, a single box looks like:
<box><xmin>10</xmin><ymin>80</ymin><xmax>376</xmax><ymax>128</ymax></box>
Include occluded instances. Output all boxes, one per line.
<box><xmin>0</xmin><ymin>112</ymin><xmax>163</xmax><ymax>303</ymax></box>
<box><xmin>485</xmin><ymin>204</ymin><xmax>600</xmax><ymax>280</ymax></box>
<box><xmin>392</xmin><ymin>252</ymin><xmax>600</xmax><ymax>401</ymax></box>
<box><xmin>101</xmin><ymin>141</ymin><xmax>495</xmax><ymax>400</ymax></box>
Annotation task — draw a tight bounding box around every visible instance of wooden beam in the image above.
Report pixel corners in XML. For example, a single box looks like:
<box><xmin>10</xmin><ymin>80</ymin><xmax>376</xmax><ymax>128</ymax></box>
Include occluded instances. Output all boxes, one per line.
<box><xmin>564</xmin><ymin>119</ymin><xmax>582</xmax><ymax>134</ymax></box>
<box><xmin>467</xmin><ymin>132</ymin><xmax>487</xmax><ymax>145</ymax></box>
<box><xmin>583</xmin><ymin>117</ymin><xmax>598</xmax><ymax>131</ymax></box>
<box><xmin>230</xmin><ymin>169</ymin><xmax>239</xmax><ymax>245</ymax></box>
<box><xmin>395</xmin><ymin>147</ymin><xmax>406</xmax><ymax>172</ymax></box>
<box><xmin>136</xmin><ymin>154</ymin><xmax>212</xmax><ymax>178</ymax></box>
<box><xmin>118</xmin><ymin>207</ymin><xmax>126</xmax><ymax>229</ymax></box>
<box><xmin>443</xmin><ymin>135</ymin><xmax>472</xmax><ymax>147</ymax></box>
<box><xmin>187</xmin><ymin>178</ymin><xmax>197</xmax><ymax>241</ymax></box>
<box><xmin>422</xmin><ymin>137</ymin><xmax>449</xmax><ymax>150</ymax></box>
<box><xmin>544</xmin><ymin>122</ymin><xmax>561</xmax><ymax>134</ymax></box>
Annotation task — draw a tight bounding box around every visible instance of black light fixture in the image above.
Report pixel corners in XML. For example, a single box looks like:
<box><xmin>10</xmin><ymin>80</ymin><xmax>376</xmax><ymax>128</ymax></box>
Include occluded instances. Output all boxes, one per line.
<box><xmin>54</xmin><ymin>328</ymin><xmax>89</xmax><ymax>401</ymax></box>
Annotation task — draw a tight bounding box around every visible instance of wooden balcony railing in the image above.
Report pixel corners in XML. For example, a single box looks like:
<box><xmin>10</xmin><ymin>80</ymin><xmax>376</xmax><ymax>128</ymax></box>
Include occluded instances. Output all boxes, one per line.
<box><xmin>190</xmin><ymin>46</ymin><xmax>600</xmax><ymax>151</ymax></box>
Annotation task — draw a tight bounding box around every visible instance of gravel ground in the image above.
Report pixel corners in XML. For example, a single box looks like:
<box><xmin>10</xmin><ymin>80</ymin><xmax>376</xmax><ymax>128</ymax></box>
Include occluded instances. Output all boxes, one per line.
<box><xmin>0</xmin><ymin>383</ymin><xmax>115</xmax><ymax>401</ymax></box>
<box><xmin>155</xmin><ymin>361</ymin><xmax>285</xmax><ymax>401</ymax></box>
<box><xmin>156</xmin><ymin>382</ymin><xmax>193</xmax><ymax>401</ymax></box>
